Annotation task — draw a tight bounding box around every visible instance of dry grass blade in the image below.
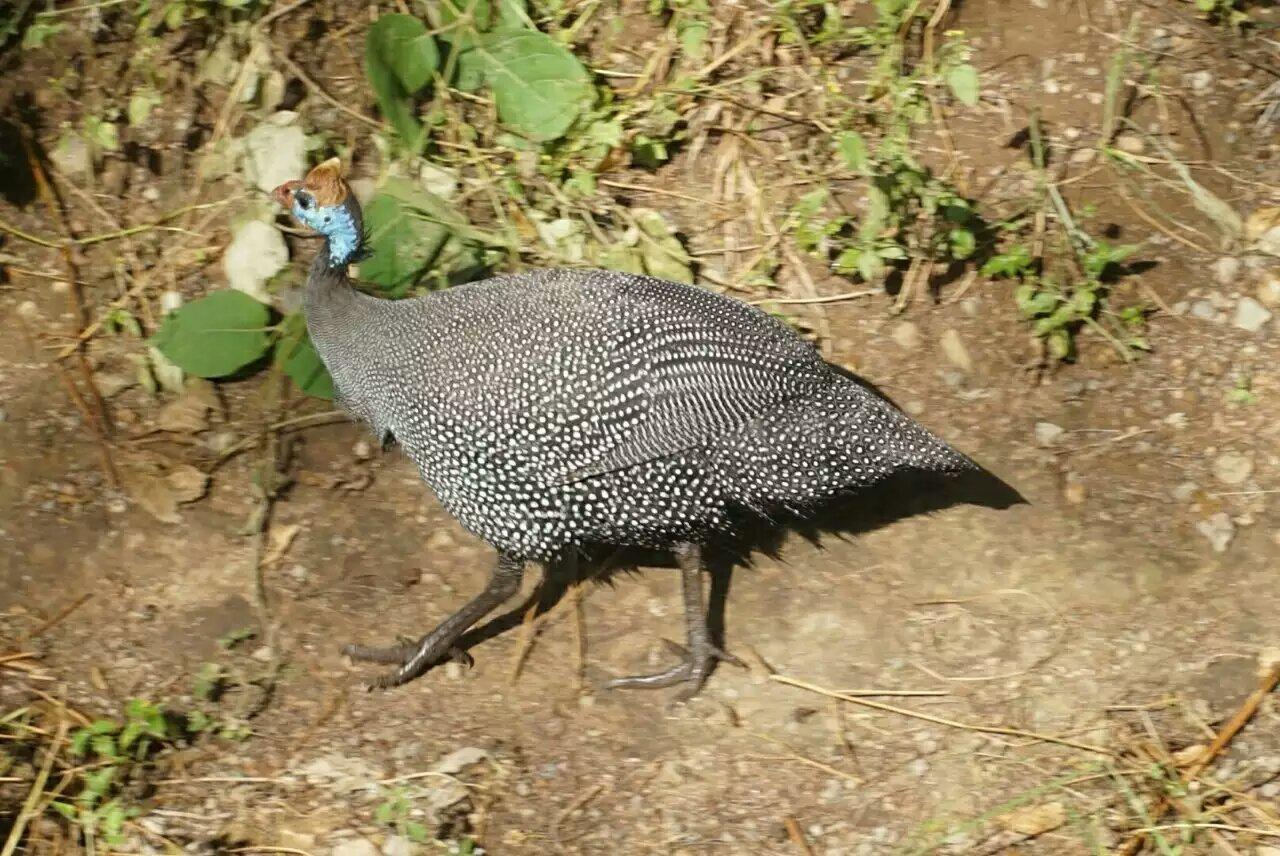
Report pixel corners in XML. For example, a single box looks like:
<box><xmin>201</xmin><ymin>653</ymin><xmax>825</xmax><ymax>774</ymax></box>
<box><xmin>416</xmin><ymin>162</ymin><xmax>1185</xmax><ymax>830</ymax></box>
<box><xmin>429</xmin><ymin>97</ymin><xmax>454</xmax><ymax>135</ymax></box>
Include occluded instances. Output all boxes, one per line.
<box><xmin>771</xmin><ymin>674</ymin><xmax>1113</xmax><ymax>756</ymax></box>
<box><xmin>0</xmin><ymin>701</ymin><xmax>69</xmax><ymax>856</ymax></box>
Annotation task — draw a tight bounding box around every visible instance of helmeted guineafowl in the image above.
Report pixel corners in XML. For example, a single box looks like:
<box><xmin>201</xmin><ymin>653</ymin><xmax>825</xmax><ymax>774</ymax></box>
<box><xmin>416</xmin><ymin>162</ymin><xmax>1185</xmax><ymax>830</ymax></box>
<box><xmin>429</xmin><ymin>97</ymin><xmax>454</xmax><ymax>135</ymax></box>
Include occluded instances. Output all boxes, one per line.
<box><xmin>274</xmin><ymin>158</ymin><xmax>977</xmax><ymax>698</ymax></box>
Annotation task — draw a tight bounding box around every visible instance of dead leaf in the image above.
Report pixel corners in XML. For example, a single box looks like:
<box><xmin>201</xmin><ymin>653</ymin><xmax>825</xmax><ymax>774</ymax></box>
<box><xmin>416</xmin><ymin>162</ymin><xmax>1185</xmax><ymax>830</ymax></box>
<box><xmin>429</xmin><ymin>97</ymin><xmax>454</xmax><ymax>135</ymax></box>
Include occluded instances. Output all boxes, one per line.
<box><xmin>155</xmin><ymin>378</ymin><xmax>221</xmax><ymax>433</ymax></box>
<box><xmin>262</xmin><ymin>523</ymin><xmax>302</xmax><ymax>567</ymax></box>
<box><xmin>998</xmin><ymin>802</ymin><xmax>1066</xmax><ymax>837</ymax></box>
<box><xmin>166</xmin><ymin>465</ymin><xmax>209</xmax><ymax>503</ymax></box>
<box><xmin>123</xmin><ymin>471</ymin><xmax>182</xmax><ymax>524</ymax></box>
<box><xmin>1246</xmin><ymin>207</ymin><xmax>1280</xmax><ymax>241</ymax></box>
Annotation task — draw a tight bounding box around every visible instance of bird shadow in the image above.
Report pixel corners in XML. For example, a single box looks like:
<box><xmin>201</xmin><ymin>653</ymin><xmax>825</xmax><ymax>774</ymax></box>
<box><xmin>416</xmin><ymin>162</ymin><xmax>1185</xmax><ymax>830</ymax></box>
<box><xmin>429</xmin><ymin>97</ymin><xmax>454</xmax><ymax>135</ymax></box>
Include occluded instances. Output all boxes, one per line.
<box><xmin>453</xmin><ymin>371</ymin><xmax>1026</xmax><ymax>686</ymax></box>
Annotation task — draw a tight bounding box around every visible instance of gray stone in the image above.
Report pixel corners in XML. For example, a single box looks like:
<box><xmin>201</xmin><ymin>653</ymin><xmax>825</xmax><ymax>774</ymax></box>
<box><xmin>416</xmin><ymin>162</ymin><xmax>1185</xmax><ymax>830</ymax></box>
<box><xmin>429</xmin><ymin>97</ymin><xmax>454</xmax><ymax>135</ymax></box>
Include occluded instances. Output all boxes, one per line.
<box><xmin>51</xmin><ymin>132</ymin><xmax>91</xmax><ymax>177</ymax></box>
<box><xmin>1234</xmin><ymin>297</ymin><xmax>1273</xmax><ymax>333</ymax></box>
<box><xmin>1190</xmin><ymin>300</ymin><xmax>1218</xmax><ymax>321</ymax></box>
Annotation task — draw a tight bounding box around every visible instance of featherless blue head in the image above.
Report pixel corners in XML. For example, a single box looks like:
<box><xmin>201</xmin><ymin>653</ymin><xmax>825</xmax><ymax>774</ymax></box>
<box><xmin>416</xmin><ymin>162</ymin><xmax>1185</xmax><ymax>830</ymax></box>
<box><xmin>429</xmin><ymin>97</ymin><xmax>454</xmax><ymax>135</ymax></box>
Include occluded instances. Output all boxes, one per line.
<box><xmin>275</xmin><ymin>158</ymin><xmax>365</xmax><ymax>267</ymax></box>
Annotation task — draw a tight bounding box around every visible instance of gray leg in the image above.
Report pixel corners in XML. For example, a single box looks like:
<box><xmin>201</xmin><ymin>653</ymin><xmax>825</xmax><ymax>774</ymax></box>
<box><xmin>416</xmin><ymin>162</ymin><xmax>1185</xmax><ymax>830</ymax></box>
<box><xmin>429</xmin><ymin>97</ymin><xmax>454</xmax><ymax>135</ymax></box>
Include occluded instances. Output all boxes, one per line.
<box><xmin>605</xmin><ymin>542</ymin><xmax>743</xmax><ymax>700</ymax></box>
<box><xmin>343</xmin><ymin>552</ymin><xmax>525</xmax><ymax>689</ymax></box>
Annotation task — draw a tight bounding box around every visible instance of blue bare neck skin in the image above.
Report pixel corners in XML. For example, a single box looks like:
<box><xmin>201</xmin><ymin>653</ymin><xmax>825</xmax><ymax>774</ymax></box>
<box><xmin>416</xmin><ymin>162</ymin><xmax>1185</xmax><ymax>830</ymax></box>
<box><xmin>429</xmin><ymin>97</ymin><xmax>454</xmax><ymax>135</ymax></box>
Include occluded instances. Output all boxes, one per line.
<box><xmin>294</xmin><ymin>198</ymin><xmax>360</xmax><ymax>268</ymax></box>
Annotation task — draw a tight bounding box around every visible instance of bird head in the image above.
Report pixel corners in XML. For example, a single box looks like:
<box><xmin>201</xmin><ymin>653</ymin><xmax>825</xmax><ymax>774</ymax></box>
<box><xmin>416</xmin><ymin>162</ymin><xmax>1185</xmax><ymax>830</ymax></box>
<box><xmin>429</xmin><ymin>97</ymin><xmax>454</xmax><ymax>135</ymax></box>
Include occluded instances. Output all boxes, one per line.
<box><xmin>273</xmin><ymin>158</ymin><xmax>364</xmax><ymax>267</ymax></box>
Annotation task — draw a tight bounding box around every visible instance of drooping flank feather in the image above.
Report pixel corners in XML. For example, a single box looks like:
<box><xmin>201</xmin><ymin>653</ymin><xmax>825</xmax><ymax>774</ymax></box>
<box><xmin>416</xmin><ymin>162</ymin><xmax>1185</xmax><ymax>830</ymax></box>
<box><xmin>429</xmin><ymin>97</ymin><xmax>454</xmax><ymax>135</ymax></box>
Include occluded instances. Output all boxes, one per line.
<box><xmin>304</xmin><ymin>157</ymin><xmax>348</xmax><ymax>207</ymax></box>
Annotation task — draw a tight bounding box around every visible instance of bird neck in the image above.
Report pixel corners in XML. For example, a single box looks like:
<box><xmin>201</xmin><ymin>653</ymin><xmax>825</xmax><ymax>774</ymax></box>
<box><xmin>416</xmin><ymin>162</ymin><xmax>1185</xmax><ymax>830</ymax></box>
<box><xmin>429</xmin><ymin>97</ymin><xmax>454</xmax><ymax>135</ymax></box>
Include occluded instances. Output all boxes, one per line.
<box><xmin>305</xmin><ymin>249</ymin><xmax>360</xmax><ymax>314</ymax></box>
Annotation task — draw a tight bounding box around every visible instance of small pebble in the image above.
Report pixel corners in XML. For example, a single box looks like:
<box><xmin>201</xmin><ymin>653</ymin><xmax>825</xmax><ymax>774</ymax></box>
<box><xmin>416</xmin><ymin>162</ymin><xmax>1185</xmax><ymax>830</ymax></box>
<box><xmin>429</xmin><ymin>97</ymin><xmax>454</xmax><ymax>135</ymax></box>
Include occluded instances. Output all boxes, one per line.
<box><xmin>1196</xmin><ymin>512</ymin><xmax>1235</xmax><ymax>553</ymax></box>
<box><xmin>891</xmin><ymin>322</ymin><xmax>921</xmax><ymax>350</ymax></box>
<box><xmin>1113</xmin><ymin>133</ymin><xmax>1145</xmax><ymax>154</ymax></box>
<box><xmin>1189</xmin><ymin>300</ymin><xmax>1218</xmax><ymax>321</ymax></box>
<box><xmin>1233</xmin><ymin>297</ymin><xmax>1272</xmax><ymax>333</ymax></box>
<box><xmin>1034</xmin><ymin>421</ymin><xmax>1065</xmax><ymax>447</ymax></box>
<box><xmin>939</xmin><ymin>329</ymin><xmax>973</xmax><ymax>372</ymax></box>
<box><xmin>1211</xmin><ymin>256</ymin><xmax>1241</xmax><ymax>287</ymax></box>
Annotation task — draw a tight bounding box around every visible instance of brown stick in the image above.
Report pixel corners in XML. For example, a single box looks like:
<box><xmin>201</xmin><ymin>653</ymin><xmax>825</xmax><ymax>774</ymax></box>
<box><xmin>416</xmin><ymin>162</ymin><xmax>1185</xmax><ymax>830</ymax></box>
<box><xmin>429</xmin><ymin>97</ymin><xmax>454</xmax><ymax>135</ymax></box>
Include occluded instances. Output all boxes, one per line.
<box><xmin>21</xmin><ymin>137</ymin><xmax>119</xmax><ymax>487</ymax></box>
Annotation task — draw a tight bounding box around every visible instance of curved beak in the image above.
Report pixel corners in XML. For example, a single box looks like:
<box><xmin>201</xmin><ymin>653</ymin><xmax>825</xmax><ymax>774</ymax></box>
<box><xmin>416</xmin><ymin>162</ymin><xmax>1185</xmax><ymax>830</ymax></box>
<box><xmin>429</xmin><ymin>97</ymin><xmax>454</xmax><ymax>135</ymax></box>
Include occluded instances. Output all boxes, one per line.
<box><xmin>272</xmin><ymin>179</ymin><xmax>303</xmax><ymax>210</ymax></box>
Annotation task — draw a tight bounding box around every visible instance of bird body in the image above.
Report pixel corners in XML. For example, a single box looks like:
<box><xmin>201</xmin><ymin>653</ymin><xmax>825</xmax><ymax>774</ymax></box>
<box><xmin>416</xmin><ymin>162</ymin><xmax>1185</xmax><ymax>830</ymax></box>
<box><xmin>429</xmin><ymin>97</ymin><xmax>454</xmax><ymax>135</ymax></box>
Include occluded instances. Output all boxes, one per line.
<box><xmin>275</xmin><ymin>159</ymin><xmax>976</xmax><ymax>696</ymax></box>
<box><xmin>304</xmin><ymin>261</ymin><xmax>971</xmax><ymax>561</ymax></box>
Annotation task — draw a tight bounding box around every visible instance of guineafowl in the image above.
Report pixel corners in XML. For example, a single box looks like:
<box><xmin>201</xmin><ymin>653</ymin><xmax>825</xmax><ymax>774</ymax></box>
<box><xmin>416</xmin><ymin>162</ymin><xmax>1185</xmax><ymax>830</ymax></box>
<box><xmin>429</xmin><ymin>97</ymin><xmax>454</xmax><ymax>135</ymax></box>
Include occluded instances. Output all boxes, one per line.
<box><xmin>273</xmin><ymin>158</ymin><xmax>977</xmax><ymax>698</ymax></box>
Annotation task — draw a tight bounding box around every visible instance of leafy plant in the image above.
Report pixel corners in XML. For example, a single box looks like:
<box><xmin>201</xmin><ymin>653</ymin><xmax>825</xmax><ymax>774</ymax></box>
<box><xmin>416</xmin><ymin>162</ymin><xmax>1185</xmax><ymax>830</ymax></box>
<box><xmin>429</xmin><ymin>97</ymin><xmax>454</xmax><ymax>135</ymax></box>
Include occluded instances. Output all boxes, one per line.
<box><xmin>366</xmin><ymin>14</ymin><xmax>440</xmax><ymax>150</ymax></box>
<box><xmin>374</xmin><ymin>786</ymin><xmax>431</xmax><ymax>844</ymax></box>
<box><xmin>364</xmin><ymin>1</ymin><xmax>594</xmax><ymax>148</ymax></box>
<box><xmin>1191</xmin><ymin>0</ymin><xmax>1252</xmax><ymax>27</ymax></box>
<box><xmin>983</xmin><ymin>239</ymin><xmax>1148</xmax><ymax>362</ymax></box>
<box><xmin>149</xmin><ymin>289</ymin><xmax>335</xmax><ymax>398</ymax></box>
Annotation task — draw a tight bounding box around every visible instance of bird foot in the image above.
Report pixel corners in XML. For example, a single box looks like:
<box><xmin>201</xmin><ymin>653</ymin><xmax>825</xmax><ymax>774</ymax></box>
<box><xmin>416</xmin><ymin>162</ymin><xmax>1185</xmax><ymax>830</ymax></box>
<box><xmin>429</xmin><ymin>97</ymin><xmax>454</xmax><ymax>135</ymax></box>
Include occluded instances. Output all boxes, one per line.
<box><xmin>604</xmin><ymin>638</ymin><xmax>744</xmax><ymax>701</ymax></box>
<box><xmin>341</xmin><ymin>637</ymin><xmax>474</xmax><ymax>690</ymax></box>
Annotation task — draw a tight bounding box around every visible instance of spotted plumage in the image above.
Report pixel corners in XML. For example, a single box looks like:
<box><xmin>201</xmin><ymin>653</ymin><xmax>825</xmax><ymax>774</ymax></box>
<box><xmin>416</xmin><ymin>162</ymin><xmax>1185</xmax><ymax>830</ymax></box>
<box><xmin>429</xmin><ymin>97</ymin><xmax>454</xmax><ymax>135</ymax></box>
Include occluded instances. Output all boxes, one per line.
<box><xmin>274</xmin><ymin>160</ymin><xmax>976</xmax><ymax>697</ymax></box>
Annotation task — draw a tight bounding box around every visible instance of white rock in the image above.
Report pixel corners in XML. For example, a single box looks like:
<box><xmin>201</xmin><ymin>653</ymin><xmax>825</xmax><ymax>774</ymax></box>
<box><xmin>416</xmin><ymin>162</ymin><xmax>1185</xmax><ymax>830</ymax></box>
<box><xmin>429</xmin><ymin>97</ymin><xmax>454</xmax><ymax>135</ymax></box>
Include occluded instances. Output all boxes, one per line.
<box><xmin>331</xmin><ymin>838</ymin><xmax>379</xmax><ymax>856</ymax></box>
<box><xmin>1190</xmin><ymin>300</ymin><xmax>1218</xmax><ymax>321</ymax></box>
<box><xmin>381</xmin><ymin>837</ymin><xmax>413</xmax><ymax>856</ymax></box>
<box><xmin>891</xmin><ymin>322</ymin><xmax>921</xmax><ymax>350</ymax></box>
<box><xmin>224</xmin><ymin>220</ymin><xmax>288</xmax><ymax>302</ymax></box>
<box><xmin>1187</xmin><ymin>70</ymin><xmax>1213</xmax><ymax>93</ymax></box>
<box><xmin>939</xmin><ymin>329</ymin><xmax>973</xmax><ymax>372</ymax></box>
<box><xmin>159</xmin><ymin>290</ymin><xmax>183</xmax><ymax>314</ymax></box>
<box><xmin>1034</xmin><ymin>421</ymin><xmax>1065</xmax><ymax>447</ymax></box>
<box><xmin>1211</xmin><ymin>256</ymin><xmax>1241</xmax><ymax>287</ymax></box>
<box><xmin>1234</xmin><ymin>297</ymin><xmax>1273</xmax><ymax>332</ymax></box>
<box><xmin>1213</xmin><ymin>452</ymin><xmax>1253</xmax><ymax>486</ymax></box>
<box><xmin>1196</xmin><ymin>512</ymin><xmax>1234</xmax><ymax>553</ymax></box>
<box><xmin>242</xmin><ymin>112</ymin><xmax>308</xmax><ymax>194</ymax></box>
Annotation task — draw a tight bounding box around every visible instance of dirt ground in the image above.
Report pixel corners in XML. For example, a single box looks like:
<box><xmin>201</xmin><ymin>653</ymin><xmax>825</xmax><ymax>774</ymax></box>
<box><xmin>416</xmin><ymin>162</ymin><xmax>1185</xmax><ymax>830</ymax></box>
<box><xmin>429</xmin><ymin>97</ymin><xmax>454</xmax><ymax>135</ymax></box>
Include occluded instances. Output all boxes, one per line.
<box><xmin>2</xmin><ymin>1</ymin><xmax>1279</xmax><ymax>854</ymax></box>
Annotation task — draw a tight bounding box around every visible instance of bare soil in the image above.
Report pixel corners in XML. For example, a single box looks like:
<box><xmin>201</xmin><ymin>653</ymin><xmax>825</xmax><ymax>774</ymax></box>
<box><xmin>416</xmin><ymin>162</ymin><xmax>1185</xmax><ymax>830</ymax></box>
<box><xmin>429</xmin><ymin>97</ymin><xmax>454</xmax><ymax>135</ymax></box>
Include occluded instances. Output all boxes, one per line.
<box><xmin>2</xmin><ymin>1</ymin><xmax>1279</xmax><ymax>854</ymax></box>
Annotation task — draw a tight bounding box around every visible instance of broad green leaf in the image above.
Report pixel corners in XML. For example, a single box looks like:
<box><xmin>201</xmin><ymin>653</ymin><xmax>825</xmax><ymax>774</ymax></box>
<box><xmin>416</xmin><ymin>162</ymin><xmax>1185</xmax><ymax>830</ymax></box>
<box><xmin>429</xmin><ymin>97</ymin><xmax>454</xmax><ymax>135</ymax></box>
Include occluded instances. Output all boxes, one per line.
<box><xmin>479</xmin><ymin>29</ymin><xmax>594</xmax><ymax>142</ymax></box>
<box><xmin>837</xmin><ymin>130</ymin><xmax>869</xmax><ymax>173</ymax></box>
<box><xmin>366</xmin><ymin>15</ymin><xmax>439</xmax><ymax>146</ymax></box>
<box><xmin>150</xmin><ymin>290</ymin><xmax>271</xmax><ymax>378</ymax></box>
<box><xmin>275</xmin><ymin>313</ymin><xmax>334</xmax><ymax>399</ymax></box>
<box><xmin>361</xmin><ymin>178</ymin><xmax>487</xmax><ymax>293</ymax></box>
<box><xmin>436</xmin><ymin>0</ymin><xmax>528</xmax><ymax>31</ymax></box>
<box><xmin>945</xmin><ymin>62</ymin><xmax>980</xmax><ymax>106</ymax></box>
<box><xmin>948</xmin><ymin>227</ymin><xmax>976</xmax><ymax>259</ymax></box>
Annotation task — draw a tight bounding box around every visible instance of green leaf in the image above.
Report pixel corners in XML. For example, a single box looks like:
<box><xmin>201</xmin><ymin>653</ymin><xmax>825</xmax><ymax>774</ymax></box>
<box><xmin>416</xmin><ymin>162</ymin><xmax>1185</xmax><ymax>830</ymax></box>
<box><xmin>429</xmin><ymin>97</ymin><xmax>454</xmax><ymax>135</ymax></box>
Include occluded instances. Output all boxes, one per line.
<box><xmin>275</xmin><ymin>313</ymin><xmax>334</xmax><ymax>399</ymax></box>
<box><xmin>1047</xmin><ymin>327</ymin><xmax>1072</xmax><ymax>360</ymax></box>
<box><xmin>22</xmin><ymin>19</ymin><xmax>63</xmax><ymax>50</ymax></box>
<box><xmin>836</xmin><ymin>130</ymin><xmax>869</xmax><ymax>173</ymax></box>
<box><xmin>361</xmin><ymin>178</ymin><xmax>475</xmax><ymax>294</ymax></box>
<box><xmin>948</xmin><ymin>227</ymin><xmax>975</xmax><ymax>260</ymax></box>
<box><xmin>128</xmin><ymin>87</ymin><xmax>163</xmax><ymax>126</ymax></box>
<box><xmin>150</xmin><ymin>290</ymin><xmax>272</xmax><ymax>378</ymax></box>
<box><xmin>945</xmin><ymin>62</ymin><xmax>980</xmax><ymax>106</ymax></box>
<box><xmin>366</xmin><ymin>15</ymin><xmax>439</xmax><ymax>146</ymax></box>
<box><xmin>479</xmin><ymin>29</ymin><xmax>595</xmax><ymax>141</ymax></box>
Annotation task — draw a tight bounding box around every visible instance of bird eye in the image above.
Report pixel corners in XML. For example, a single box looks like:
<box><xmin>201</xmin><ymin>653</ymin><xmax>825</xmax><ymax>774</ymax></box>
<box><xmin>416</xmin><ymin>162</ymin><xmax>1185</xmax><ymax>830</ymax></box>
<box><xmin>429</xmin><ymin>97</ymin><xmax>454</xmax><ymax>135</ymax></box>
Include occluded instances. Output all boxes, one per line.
<box><xmin>296</xmin><ymin>191</ymin><xmax>313</xmax><ymax>210</ymax></box>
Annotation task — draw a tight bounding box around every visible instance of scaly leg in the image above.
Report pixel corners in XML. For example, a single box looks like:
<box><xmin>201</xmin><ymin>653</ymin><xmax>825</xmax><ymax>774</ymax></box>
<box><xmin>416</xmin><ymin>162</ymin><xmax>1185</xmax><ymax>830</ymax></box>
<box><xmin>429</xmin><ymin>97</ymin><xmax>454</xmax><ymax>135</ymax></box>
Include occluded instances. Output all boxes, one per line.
<box><xmin>343</xmin><ymin>552</ymin><xmax>525</xmax><ymax>689</ymax></box>
<box><xmin>605</xmin><ymin>542</ymin><xmax>743</xmax><ymax>700</ymax></box>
